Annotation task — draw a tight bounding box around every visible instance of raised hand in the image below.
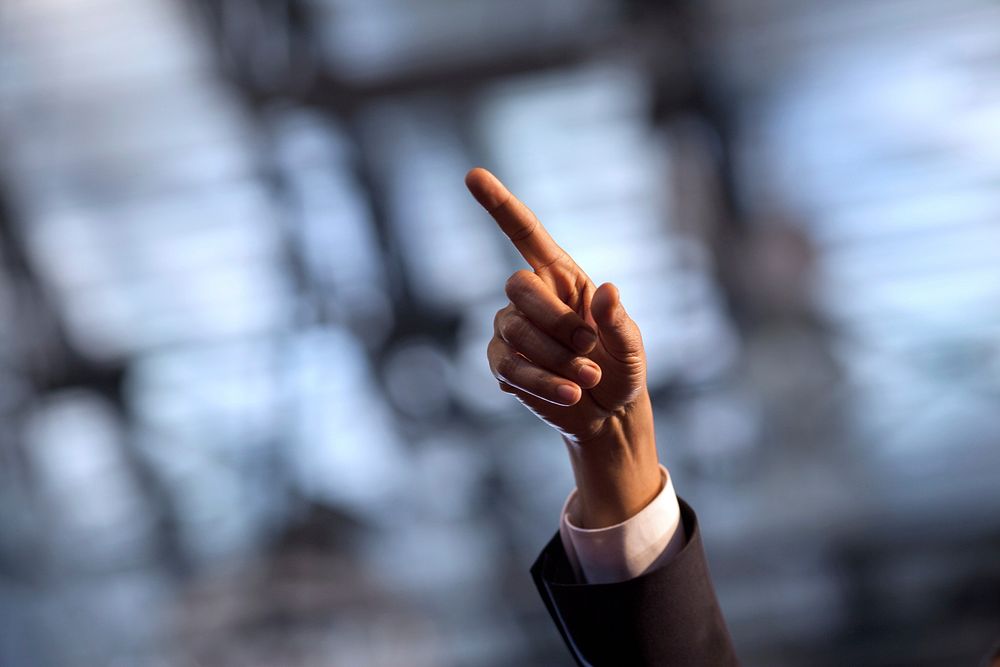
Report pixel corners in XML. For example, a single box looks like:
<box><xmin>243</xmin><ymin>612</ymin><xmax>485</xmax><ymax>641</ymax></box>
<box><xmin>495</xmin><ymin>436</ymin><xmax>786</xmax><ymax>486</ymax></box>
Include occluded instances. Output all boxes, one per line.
<box><xmin>466</xmin><ymin>167</ymin><xmax>661</xmax><ymax>528</ymax></box>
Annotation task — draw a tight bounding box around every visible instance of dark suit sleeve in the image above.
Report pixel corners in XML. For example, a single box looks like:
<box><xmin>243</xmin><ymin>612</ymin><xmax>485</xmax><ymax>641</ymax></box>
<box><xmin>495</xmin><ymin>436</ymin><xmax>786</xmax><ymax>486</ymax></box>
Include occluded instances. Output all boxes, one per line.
<box><xmin>530</xmin><ymin>497</ymin><xmax>739</xmax><ymax>666</ymax></box>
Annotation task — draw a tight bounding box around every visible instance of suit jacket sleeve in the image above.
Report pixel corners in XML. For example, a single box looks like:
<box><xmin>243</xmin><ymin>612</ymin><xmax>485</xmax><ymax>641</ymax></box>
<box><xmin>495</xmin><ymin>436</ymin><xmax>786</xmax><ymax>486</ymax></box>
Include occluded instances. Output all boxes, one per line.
<box><xmin>531</xmin><ymin>497</ymin><xmax>739</xmax><ymax>666</ymax></box>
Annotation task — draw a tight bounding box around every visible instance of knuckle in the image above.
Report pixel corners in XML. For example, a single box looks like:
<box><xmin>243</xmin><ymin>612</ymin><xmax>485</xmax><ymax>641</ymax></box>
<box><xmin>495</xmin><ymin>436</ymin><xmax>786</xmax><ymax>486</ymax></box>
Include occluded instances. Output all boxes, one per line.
<box><xmin>486</xmin><ymin>338</ymin><xmax>500</xmax><ymax>371</ymax></box>
<box><xmin>494</xmin><ymin>353</ymin><xmax>518</xmax><ymax>381</ymax></box>
<box><xmin>493</xmin><ymin>308</ymin><xmax>505</xmax><ymax>331</ymax></box>
<box><xmin>500</xmin><ymin>310</ymin><xmax>532</xmax><ymax>343</ymax></box>
<box><xmin>504</xmin><ymin>270</ymin><xmax>533</xmax><ymax>299</ymax></box>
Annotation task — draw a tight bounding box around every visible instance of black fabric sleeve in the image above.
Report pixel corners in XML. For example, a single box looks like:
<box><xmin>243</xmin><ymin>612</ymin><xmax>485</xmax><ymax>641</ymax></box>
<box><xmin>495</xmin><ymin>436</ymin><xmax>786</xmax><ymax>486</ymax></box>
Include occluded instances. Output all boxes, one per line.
<box><xmin>530</xmin><ymin>498</ymin><xmax>739</xmax><ymax>666</ymax></box>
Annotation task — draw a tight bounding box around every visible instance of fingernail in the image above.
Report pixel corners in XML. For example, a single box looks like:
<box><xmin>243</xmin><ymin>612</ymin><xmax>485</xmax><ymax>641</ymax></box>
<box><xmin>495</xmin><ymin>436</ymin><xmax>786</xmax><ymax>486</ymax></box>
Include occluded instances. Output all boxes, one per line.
<box><xmin>556</xmin><ymin>385</ymin><xmax>579</xmax><ymax>404</ymax></box>
<box><xmin>578</xmin><ymin>365</ymin><xmax>600</xmax><ymax>387</ymax></box>
<box><xmin>572</xmin><ymin>328</ymin><xmax>597</xmax><ymax>353</ymax></box>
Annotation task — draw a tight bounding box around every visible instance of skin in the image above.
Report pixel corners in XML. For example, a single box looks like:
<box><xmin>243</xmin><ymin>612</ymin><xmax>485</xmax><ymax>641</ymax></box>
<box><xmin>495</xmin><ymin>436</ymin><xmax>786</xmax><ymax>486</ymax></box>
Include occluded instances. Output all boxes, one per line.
<box><xmin>466</xmin><ymin>167</ymin><xmax>662</xmax><ymax>529</ymax></box>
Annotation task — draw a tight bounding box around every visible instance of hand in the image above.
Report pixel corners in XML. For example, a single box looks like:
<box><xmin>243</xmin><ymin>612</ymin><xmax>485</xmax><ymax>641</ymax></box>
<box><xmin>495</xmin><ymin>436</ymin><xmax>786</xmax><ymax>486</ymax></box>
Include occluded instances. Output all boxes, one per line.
<box><xmin>466</xmin><ymin>167</ymin><xmax>662</xmax><ymax>528</ymax></box>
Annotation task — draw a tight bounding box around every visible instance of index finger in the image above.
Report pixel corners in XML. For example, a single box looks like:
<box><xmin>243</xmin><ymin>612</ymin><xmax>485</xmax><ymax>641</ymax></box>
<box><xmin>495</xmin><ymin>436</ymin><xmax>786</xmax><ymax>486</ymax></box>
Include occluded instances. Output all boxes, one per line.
<box><xmin>465</xmin><ymin>167</ymin><xmax>565</xmax><ymax>270</ymax></box>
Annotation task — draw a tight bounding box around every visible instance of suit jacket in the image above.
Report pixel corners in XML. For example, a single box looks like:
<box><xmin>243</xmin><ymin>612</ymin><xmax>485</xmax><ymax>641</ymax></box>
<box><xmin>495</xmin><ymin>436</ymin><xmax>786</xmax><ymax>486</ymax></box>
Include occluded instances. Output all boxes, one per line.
<box><xmin>531</xmin><ymin>498</ymin><xmax>739</xmax><ymax>666</ymax></box>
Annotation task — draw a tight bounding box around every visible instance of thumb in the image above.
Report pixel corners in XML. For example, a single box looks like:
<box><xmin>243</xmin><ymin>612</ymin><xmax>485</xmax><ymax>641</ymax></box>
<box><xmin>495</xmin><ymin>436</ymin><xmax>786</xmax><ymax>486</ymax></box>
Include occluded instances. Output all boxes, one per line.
<box><xmin>591</xmin><ymin>283</ymin><xmax>644</xmax><ymax>365</ymax></box>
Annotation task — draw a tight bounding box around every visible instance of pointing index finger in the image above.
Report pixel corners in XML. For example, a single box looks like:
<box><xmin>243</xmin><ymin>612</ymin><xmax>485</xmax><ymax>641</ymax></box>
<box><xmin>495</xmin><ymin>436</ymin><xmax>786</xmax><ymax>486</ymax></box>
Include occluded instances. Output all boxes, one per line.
<box><xmin>465</xmin><ymin>167</ymin><xmax>565</xmax><ymax>270</ymax></box>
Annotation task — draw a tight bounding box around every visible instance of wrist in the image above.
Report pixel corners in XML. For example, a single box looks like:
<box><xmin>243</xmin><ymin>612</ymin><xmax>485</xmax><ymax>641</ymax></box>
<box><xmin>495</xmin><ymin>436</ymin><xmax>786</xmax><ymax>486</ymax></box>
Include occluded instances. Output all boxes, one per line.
<box><xmin>563</xmin><ymin>390</ymin><xmax>661</xmax><ymax>529</ymax></box>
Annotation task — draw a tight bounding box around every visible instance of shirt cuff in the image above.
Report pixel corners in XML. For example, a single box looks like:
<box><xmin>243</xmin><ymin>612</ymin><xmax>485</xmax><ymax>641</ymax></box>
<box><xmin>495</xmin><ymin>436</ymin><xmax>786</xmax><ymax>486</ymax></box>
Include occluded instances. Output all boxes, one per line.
<box><xmin>558</xmin><ymin>465</ymin><xmax>686</xmax><ymax>584</ymax></box>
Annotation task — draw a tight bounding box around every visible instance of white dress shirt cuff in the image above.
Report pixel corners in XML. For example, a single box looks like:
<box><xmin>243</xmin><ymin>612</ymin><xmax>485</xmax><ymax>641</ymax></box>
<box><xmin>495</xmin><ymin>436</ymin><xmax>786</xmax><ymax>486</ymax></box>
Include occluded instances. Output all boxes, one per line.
<box><xmin>558</xmin><ymin>465</ymin><xmax>686</xmax><ymax>584</ymax></box>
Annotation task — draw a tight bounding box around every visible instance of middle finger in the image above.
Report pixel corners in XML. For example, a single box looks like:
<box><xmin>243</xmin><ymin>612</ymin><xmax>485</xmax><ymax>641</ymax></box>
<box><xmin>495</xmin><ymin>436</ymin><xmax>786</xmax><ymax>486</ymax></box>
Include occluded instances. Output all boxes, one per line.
<box><xmin>496</xmin><ymin>307</ymin><xmax>601</xmax><ymax>388</ymax></box>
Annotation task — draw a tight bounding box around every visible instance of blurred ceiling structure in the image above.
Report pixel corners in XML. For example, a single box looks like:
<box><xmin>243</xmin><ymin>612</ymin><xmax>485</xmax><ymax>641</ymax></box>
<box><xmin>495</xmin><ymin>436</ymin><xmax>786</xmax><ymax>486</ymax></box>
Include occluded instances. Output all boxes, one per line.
<box><xmin>1</xmin><ymin>0</ymin><xmax>999</xmax><ymax>665</ymax></box>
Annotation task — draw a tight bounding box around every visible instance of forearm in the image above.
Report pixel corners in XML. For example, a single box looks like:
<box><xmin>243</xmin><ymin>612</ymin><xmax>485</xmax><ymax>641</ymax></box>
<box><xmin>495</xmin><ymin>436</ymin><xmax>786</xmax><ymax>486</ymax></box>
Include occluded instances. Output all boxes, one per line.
<box><xmin>563</xmin><ymin>389</ymin><xmax>661</xmax><ymax>529</ymax></box>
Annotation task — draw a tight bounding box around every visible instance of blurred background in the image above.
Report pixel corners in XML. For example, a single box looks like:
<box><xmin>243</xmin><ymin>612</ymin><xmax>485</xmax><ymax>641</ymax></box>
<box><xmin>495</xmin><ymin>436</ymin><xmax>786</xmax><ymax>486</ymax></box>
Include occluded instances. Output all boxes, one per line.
<box><xmin>1</xmin><ymin>0</ymin><xmax>1000</xmax><ymax>665</ymax></box>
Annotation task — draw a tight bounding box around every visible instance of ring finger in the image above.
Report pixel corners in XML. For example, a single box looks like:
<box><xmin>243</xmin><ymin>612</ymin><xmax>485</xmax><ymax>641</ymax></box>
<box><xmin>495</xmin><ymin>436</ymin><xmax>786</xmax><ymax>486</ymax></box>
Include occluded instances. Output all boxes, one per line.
<box><xmin>488</xmin><ymin>337</ymin><xmax>582</xmax><ymax>406</ymax></box>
